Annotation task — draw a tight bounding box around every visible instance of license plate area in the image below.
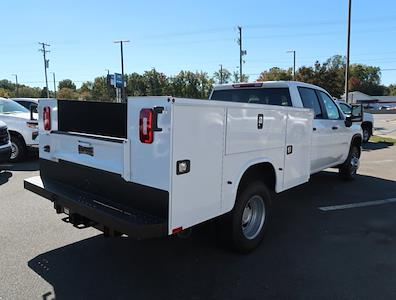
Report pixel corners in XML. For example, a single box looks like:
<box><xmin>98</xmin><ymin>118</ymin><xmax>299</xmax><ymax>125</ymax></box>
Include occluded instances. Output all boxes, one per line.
<box><xmin>78</xmin><ymin>144</ymin><xmax>94</xmax><ymax>156</ymax></box>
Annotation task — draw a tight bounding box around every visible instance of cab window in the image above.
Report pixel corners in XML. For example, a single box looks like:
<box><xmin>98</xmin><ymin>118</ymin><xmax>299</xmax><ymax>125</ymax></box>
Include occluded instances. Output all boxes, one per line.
<box><xmin>317</xmin><ymin>91</ymin><xmax>340</xmax><ymax>120</ymax></box>
<box><xmin>210</xmin><ymin>88</ymin><xmax>292</xmax><ymax>106</ymax></box>
<box><xmin>298</xmin><ymin>87</ymin><xmax>323</xmax><ymax>119</ymax></box>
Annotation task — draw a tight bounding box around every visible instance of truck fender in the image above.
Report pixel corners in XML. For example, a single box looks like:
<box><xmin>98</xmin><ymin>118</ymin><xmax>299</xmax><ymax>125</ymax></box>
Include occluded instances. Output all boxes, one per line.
<box><xmin>223</xmin><ymin>158</ymin><xmax>278</xmax><ymax>214</ymax></box>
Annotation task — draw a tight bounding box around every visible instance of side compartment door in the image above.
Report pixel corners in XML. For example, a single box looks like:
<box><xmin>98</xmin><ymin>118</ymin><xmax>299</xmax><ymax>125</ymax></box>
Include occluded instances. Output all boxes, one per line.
<box><xmin>170</xmin><ymin>103</ymin><xmax>225</xmax><ymax>233</ymax></box>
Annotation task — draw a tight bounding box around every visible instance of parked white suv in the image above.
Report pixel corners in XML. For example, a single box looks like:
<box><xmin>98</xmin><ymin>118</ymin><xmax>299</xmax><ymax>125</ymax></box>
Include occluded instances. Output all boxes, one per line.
<box><xmin>0</xmin><ymin>98</ymin><xmax>39</xmax><ymax>162</ymax></box>
<box><xmin>0</xmin><ymin>120</ymin><xmax>12</xmax><ymax>163</ymax></box>
<box><xmin>336</xmin><ymin>100</ymin><xmax>374</xmax><ymax>142</ymax></box>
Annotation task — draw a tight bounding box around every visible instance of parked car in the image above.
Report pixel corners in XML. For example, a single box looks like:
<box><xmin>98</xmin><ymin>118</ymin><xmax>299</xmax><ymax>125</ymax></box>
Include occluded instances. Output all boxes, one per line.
<box><xmin>0</xmin><ymin>120</ymin><xmax>12</xmax><ymax>163</ymax></box>
<box><xmin>336</xmin><ymin>100</ymin><xmax>374</xmax><ymax>142</ymax></box>
<box><xmin>12</xmin><ymin>98</ymin><xmax>39</xmax><ymax>114</ymax></box>
<box><xmin>0</xmin><ymin>98</ymin><xmax>38</xmax><ymax>162</ymax></box>
<box><xmin>25</xmin><ymin>81</ymin><xmax>363</xmax><ymax>253</ymax></box>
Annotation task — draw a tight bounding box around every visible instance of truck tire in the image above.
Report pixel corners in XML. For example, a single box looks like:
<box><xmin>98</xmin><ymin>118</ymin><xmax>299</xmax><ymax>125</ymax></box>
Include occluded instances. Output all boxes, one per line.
<box><xmin>362</xmin><ymin>123</ymin><xmax>372</xmax><ymax>143</ymax></box>
<box><xmin>9</xmin><ymin>135</ymin><xmax>26</xmax><ymax>162</ymax></box>
<box><xmin>221</xmin><ymin>181</ymin><xmax>271</xmax><ymax>253</ymax></box>
<box><xmin>339</xmin><ymin>145</ymin><xmax>360</xmax><ymax>180</ymax></box>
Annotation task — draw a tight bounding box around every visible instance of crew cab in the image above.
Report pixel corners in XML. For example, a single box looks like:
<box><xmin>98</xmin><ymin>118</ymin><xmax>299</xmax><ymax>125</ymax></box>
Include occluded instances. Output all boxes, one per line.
<box><xmin>0</xmin><ymin>98</ymin><xmax>39</xmax><ymax>162</ymax></box>
<box><xmin>336</xmin><ymin>100</ymin><xmax>374</xmax><ymax>142</ymax></box>
<box><xmin>24</xmin><ymin>81</ymin><xmax>363</xmax><ymax>253</ymax></box>
<box><xmin>0</xmin><ymin>120</ymin><xmax>12</xmax><ymax>163</ymax></box>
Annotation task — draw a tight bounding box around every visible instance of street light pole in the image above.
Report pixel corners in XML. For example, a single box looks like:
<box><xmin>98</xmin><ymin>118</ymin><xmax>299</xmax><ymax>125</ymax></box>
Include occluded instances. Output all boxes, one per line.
<box><xmin>114</xmin><ymin>40</ymin><xmax>130</xmax><ymax>102</ymax></box>
<box><xmin>51</xmin><ymin>72</ymin><xmax>56</xmax><ymax>98</ymax></box>
<box><xmin>286</xmin><ymin>50</ymin><xmax>296</xmax><ymax>80</ymax></box>
<box><xmin>219</xmin><ymin>64</ymin><xmax>223</xmax><ymax>84</ymax></box>
<box><xmin>11</xmin><ymin>74</ymin><xmax>18</xmax><ymax>97</ymax></box>
<box><xmin>345</xmin><ymin>0</ymin><xmax>352</xmax><ymax>103</ymax></box>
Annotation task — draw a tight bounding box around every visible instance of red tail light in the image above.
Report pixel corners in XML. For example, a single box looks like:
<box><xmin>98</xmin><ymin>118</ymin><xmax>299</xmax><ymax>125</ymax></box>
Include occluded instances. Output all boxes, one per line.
<box><xmin>43</xmin><ymin>106</ymin><xmax>51</xmax><ymax>131</ymax></box>
<box><xmin>139</xmin><ymin>109</ymin><xmax>153</xmax><ymax>144</ymax></box>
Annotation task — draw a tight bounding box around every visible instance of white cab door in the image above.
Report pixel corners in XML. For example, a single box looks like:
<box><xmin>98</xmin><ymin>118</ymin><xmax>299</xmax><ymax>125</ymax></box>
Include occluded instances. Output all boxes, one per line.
<box><xmin>317</xmin><ymin>91</ymin><xmax>349</xmax><ymax>165</ymax></box>
<box><xmin>298</xmin><ymin>87</ymin><xmax>333</xmax><ymax>173</ymax></box>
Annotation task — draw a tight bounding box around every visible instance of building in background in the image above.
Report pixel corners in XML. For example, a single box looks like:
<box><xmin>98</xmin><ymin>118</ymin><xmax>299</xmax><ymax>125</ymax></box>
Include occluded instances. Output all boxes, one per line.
<box><xmin>341</xmin><ymin>91</ymin><xmax>396</xmax><ymax>110</ymax></box>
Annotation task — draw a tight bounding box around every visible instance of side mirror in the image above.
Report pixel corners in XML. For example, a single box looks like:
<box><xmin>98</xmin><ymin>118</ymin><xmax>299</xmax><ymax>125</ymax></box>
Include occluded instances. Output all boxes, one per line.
<box><xmin>345</xmin><ymin>104</ymin><xmax>362</xmax><ymax>127</ymax></box>
<box><xmin>30</xmin><ymin>105</ymin><xmax>37</xmax><ymax>121</ymax></box>
<box><xmin>345</xmin><ymin>116</ymin><xmax>353</xmax><ymax>127</ymax></box>
<box><xmin>350</xmin><ymin>104</ymin><xmax>363</xmax><ymax>122</ymax></box>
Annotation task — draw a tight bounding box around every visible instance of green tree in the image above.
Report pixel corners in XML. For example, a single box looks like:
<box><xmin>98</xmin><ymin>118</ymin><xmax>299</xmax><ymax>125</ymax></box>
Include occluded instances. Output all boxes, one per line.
<box><xmin>126</xmin><ymin>73</ymin><xmax>146</xmax><ymax>96</ymax></box>
<box><xmin>385</xmin><ymin>84</ymin><xmax>396</xmax><ymax>96</ymax></box>
<box><xmin>0</xmin><ymin>88</ymin><xmax>11</xmax><ymax>97</ymax></box>
<box><xmin>231</xmin><ymin>71</ymin><xmax>249</xmax><ymax>83</ymax></box>
<box><xmin>40</xmin><ymin>87</ymin><xmax>49</xmax><ymax>98</ymax></box>
<box><xmin>349</xmin><ymin>64</ymin><xmax>385</xmax><ymax>95</ymax></box>
<box><xmin>78</xmin><ymin>81</ymin><xmax>94</xmax><ymax>100</ymax></box>
<box><xmin>58</xmin><ymin>79</ymin><xmax>76</xmax><ymax>91</ymax></box>
<box><xmin>213</xmin><ymin>68</ymin><xmax>231</xmax><ymax>84</ymax></box>
<box><xmin>57</xmin><ymin>87</ymin><xmax>77</xmax><ymax>99</ymax></box>
<box><xmin>91</xmin><ymin>76</ymin><xmax>112</xmax><ymax>101</ymax></box>
<box><xmin>257</xmin><ymin>67</ymin><xmax>292</xmax><ymax>82</ymax></box>
<box><xmin>143</xmin><ymin>69</ymin><xmax>169</xmax><ymax>96</ymax></box>
<box><xmin>169</xmin><ymin>71</ymin><xmax>214</xmax><ymax>99</ymax></box>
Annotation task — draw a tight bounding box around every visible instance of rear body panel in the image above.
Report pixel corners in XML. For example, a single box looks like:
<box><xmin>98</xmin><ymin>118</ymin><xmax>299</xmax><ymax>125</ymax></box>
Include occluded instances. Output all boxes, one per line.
<box><xmin>27</xmin><ymin>96</ymin><xmax>313</xmax><ymax>238</ymax></box>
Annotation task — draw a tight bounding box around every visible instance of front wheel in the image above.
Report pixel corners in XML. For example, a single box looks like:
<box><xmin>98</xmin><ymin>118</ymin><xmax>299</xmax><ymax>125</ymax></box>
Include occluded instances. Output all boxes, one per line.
<box><xmin>220</xmin><ymin>181</ymin><xmax>271</xmax><ymax>253</ymax></box>
<box><xmin>9</xmin><ymin>135</ymin><xmax>26</xmax><ymax>162</ymax></box>
<box><xmin>339</xmin><ymin>145</ymin><xmax>360</xmax><ymax>180</ymax></box>
<box><xmin>362</xmin><ymin>126</ymin><xmax>372</xmax><ymax>143</ymax></box>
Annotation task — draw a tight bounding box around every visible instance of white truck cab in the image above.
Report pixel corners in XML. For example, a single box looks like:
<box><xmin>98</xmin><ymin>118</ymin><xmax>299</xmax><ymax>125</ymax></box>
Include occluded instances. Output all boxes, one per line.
<box><xmin>25</xmin><ymin>81</ymin><xmax>363</xmax><ymax>252</ymax></box>
<box><xmin>0</xmin><ymin>98</ymin><xmax>39</xmax><ymax>161</ymax></box>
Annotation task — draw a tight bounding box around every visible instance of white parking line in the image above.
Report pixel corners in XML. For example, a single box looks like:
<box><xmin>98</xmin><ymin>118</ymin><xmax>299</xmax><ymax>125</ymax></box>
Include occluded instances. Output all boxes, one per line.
<box><xmin>365</xmin><ymin>159</ymin><xmax>395</xmax><ymax>164</ymax></box>
<box><xmin>318</xmin><ymin>198</ymin><xmax>396</xmax><ymax>211</ymax></box>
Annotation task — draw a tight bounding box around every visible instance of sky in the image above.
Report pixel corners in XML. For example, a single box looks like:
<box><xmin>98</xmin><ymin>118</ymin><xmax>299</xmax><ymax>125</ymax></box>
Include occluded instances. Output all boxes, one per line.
<box><xmin>1</xmin><ymin>0</ymin><xmax>396</xmax><ymax>89</ymax></box>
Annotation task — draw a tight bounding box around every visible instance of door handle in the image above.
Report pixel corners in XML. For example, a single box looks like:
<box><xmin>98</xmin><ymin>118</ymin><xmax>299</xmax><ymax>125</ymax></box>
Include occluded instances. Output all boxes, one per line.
<box><xmin>332</xmin><ymin>126</ymin><xmax>338</xmax><ymax>130</ymax></box>
<box><xmin>313</xmin><ymin>127</ymin><xmax>317</xmax><ymax>131</ymax></box>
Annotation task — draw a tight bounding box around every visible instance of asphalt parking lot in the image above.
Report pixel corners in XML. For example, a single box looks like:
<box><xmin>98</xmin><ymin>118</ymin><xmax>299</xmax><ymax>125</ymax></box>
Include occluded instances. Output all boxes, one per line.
<box><xmin>1</xmin><ymin>141</ymin><xmax>396</xmax><ymax>300</ymax></box>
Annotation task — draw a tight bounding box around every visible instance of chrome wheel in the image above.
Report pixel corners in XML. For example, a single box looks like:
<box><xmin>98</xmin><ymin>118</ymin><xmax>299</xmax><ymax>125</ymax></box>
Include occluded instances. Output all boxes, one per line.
<box><xmin>363</xmin><ymin>129</ymin><xmax>370</xmax><ymax>142</ymax></box>
<box><xmin>241</xmin><ymin>195</ymin><xmax>266</xmax><ymax>240</ymax></box>
<box><xmin>350</xmin><ymin>151</ymin><xmax>360</xmax><ymax>175</ymax></box>
<box><xmin>10</xmin><ymin>142</ymin><xmax>18</xmax><ymax>160</ymax></box>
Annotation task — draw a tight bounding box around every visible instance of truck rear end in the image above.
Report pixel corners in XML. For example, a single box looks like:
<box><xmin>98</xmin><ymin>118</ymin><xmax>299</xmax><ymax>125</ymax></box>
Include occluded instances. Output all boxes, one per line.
<box><xmin>25</xmin><ymin>98</ymin><xmax>173</xmax><ymax>238</ymax></box>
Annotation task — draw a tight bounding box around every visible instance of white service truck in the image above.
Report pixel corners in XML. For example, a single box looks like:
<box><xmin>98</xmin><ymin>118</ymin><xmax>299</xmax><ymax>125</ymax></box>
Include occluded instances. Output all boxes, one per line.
<box><xmin>25</xmin><ymin>81</ymin><xmax>363</xmax><ymax>252</ymax></box>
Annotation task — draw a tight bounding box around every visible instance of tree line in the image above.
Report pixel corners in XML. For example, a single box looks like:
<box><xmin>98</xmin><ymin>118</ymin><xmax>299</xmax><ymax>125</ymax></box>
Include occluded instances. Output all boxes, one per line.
<box><xmin>0</xmin><ymin>55</ymin><xmax>395</xmax><ymax>101</ymax></box>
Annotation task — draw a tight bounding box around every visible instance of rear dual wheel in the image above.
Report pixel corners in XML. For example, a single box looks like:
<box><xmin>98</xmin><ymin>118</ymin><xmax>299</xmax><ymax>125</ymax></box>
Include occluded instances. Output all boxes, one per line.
<box><xmin>220</xmin><ymin>181</ymin><xmax>271</xmax><ymax>253</ymax></box>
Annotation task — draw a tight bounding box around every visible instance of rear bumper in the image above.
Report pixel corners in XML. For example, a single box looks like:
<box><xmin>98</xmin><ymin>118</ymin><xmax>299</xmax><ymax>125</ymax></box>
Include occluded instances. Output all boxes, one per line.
<box><xmin>0</xmin><ymin>146</ymin><xmax>11</xmax><ymax>162</ymax></box>
<box><xmin>24</xmin><ymin>176</ymin><xmax>168</xmax><ymax>239</ymax></box>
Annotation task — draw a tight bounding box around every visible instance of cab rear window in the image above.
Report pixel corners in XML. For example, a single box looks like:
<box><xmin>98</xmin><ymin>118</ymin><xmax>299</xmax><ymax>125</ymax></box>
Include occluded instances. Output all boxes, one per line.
<box><xmin>210</xmin><ymin>88</ymin><xmax>292</xmax><ymax>106</ymax></box>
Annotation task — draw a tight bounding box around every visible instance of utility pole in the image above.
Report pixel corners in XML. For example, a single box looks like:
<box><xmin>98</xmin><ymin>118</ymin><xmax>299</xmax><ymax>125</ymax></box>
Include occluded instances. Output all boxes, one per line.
<box><xmin>345</xmin><ymin>0</ymin><xmax>352</xmax><ymax>103</ymax></box>
<box><xmin>11</xmin><ymin>74</ymin><xmax>18</xmax><ymax>97</ymax></box>
<box><xmin>51</xmin><ymin>72</ymin><xmax>56</xmax><ymax>98</ymax></box>
<box><xmin>237</xmin><ymin>26</ymin><xmax>247</xmax><ymax>82</ymax></box>
<box><xmin>286</xmin><ymin>50</ymin><xmax>296</xmax><ymax>80</ymax></box>
<box><xmin>219</xmin><ymin>64</ymin><xmax>223</xmax><ymax>84</ymax></box>
<box><xmin>114</xmin><ymin>40</ymin><xmax>130</xmax><ymax>102</ymax></box>
<box><xmin>39</xmin><ymin>42</ymin><xmax>50</xmax><ymax>98</ymax></box>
